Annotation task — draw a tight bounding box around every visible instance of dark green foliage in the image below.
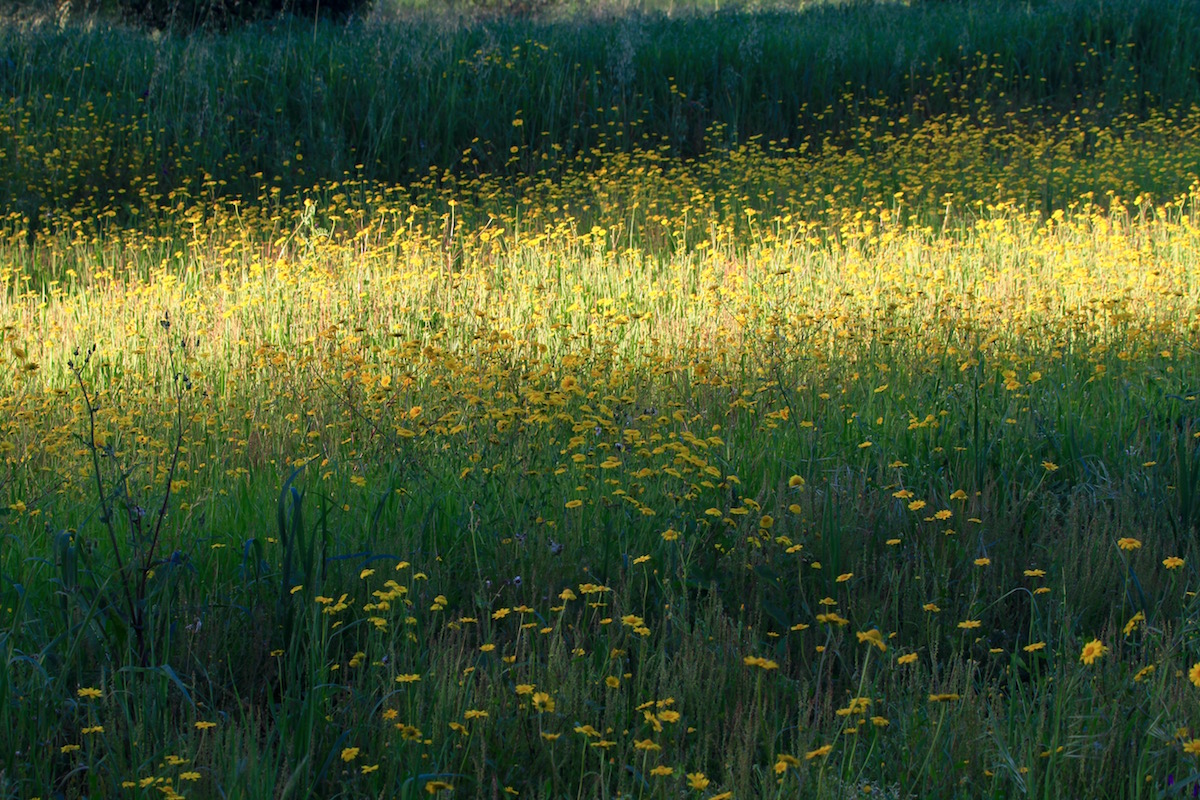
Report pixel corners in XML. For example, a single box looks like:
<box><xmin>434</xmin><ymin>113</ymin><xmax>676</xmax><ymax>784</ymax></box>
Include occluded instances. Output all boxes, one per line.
<box><xmin>6</xmin><ymin>0</ymin><xmax>1200</xmax><ymax>208</ymax></box>
<box><xmin>115</xmin><ymin>0</ymin><xmax>372</xmax><ymax>30</ymax></box>
<box><xmin>466</xmin><ymin>0</ymin><xmax>562</xmax><ymax>17</ymax></box>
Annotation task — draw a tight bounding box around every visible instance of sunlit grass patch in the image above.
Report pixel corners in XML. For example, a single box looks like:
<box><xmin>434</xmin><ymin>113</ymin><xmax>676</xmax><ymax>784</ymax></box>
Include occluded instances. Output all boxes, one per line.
<box><xmin>5</xmin><ymin>177</ymin><xmax>1200</xmax><ymax>795</ymax></box>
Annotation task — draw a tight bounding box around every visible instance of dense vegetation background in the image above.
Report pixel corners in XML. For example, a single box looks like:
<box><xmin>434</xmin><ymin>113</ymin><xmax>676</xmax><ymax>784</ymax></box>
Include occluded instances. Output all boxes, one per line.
<box><xmin>4</xmin><ymin>1</ymin><xmax>1200</xmax><ymax>798</ymax></box>
<box><xmin>4</xmin><ymin>0</ymin><xmax>1200</xmax><ymax>225</ymax></box>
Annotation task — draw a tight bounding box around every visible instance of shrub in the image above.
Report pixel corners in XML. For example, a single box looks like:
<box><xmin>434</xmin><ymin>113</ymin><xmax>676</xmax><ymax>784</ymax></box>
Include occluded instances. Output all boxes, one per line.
<box><xmin>116</xmin><ymin>0</ymin><xmax>371</xmax><ymax>31</ymax></box>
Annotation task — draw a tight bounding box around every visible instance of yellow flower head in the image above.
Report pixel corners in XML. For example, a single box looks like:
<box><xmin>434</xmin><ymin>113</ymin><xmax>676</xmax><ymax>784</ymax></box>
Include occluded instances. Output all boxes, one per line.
<box><xmin>1080</xmin><ymin>638</ymin><xmax>1107</xmax><ymax>665</ymax></box>
<box><xmin>805</xmin><ymin>744</ymin><xmax>834</xmax><ymax>760</ymax></box>
<box><xmin>743</xmin><ymin>655</ymin><xmax>780</xmax><ymax>670</ymax></box>
<box><xmin>774</xmin><ymin>754</ymin><xmax>801</xmax><ymax>773</ymax></box>
<box><xmin>855</xmin><ymin>629</ymin><xmax>887</xmax><ymax>652</ymax></box>
<box><xmin>928</xmin><ymin>693</ymin><xmax>960</xmax><ymax>703</ymax></box>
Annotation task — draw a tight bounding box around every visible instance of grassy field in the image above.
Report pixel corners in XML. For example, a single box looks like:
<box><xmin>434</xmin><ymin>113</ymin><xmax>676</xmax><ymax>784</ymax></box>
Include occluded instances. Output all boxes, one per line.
<box><xmin>5</xmin><ymin>0</ymin><xmax>1200</xmax><ymax>797</ymax></box>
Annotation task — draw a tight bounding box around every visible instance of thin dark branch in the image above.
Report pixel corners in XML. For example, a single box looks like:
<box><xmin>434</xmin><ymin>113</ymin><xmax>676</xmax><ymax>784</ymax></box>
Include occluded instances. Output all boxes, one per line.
<box><xmin>70</xmin><ymin>356</ymin><xmax>139</xmax><ymax>648</ymax></box>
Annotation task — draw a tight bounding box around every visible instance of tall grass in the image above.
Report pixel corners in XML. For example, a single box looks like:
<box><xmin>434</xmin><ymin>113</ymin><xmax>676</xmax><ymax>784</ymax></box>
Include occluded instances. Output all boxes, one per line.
<box><xmin>4</xmin><ymin>0</ymin><xmax>1200</xmax><ymax>219</ymax></box>
<box><xmin>5</xmin><ymin>1</ymin><xmax>1200</xmax><ymax>798</ymax></box>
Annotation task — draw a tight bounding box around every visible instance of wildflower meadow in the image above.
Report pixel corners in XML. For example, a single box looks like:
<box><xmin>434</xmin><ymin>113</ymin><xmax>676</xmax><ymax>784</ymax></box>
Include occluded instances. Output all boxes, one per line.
<box><xmin>4</xmin><ymin>0</ymin><xmax>1200</xmax><ymax>796</ymax></box>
